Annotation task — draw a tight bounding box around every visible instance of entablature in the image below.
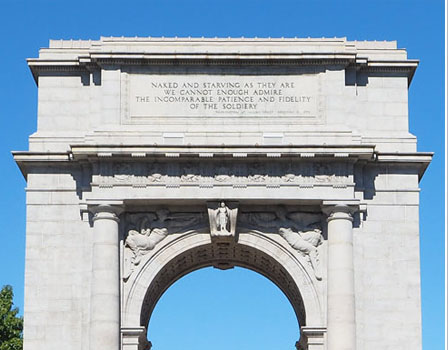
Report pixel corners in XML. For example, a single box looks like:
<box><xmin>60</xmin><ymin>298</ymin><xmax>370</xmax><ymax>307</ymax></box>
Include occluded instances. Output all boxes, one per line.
<box><xmin>13</xmin><ymin>145</ymin><xmax>432</xmax><ymax>179</ymax></box>
<box><xmin>13</xmin><ymin>144</ymin><xmax>432</xmax><ymax>208</ymax></box>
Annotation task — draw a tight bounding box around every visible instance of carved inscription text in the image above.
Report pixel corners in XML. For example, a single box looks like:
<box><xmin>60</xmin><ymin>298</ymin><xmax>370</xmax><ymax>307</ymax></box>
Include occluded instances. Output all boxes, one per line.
<box><xmin>129</xmin><ymin>75</ymin><xmax>319</xmax><ymax>118</ymax></box>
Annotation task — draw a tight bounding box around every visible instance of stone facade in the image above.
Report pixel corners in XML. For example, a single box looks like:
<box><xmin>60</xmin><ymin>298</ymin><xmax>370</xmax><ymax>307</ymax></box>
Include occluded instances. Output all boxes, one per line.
<box><xmin>14</xmin><ymin>37</ymin><xmax>431</xmax><ymax>350</ymax></box>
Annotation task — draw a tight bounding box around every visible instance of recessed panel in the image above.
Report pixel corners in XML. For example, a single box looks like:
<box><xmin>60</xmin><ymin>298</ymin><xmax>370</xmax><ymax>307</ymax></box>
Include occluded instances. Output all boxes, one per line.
<box><xmin>122</xmin><ymin>73</ymin><xmax>324</xmax><ymax>124</ymax></box>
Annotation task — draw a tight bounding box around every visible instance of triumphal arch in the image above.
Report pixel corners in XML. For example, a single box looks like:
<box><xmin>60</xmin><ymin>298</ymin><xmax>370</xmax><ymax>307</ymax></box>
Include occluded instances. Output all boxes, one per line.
<box><xmin>15</xmin><ymin>37</ymin><xmax>431</xmax><ymax>350</ymax></box>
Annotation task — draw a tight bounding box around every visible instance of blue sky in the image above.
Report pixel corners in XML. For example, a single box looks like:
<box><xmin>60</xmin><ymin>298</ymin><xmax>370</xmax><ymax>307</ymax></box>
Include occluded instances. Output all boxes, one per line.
<box><xmin>0</xmin><ymin>0</ymin><xmax>445</xmax><ymax>349</ymax></box>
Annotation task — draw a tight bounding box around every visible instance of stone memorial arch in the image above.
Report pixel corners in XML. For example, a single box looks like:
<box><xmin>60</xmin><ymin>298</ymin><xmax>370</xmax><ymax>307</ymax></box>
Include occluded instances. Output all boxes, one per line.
<box><xmin>14</xmin><ymin>37</ymin><xmax>431</xmax><ymax>350</ymax></box>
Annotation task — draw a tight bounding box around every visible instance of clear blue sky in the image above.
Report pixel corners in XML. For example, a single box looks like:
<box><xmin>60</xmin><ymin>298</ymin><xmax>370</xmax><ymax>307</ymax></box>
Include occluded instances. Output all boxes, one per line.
<box><xmin>0</xmin><ymin>1</ymin><xmax>445</xmax><ymax>349</ymax></box>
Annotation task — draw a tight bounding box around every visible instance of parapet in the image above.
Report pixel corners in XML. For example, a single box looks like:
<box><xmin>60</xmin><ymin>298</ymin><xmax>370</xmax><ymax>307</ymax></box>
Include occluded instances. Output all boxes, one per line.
<box><xmin>26</xmin><ymin>37</ymin><xmax>419</xmax><ymax>154</ymax></box>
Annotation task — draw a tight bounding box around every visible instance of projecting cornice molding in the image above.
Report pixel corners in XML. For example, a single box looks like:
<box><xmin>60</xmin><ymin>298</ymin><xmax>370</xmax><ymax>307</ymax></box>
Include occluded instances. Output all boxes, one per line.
<box><xmin>12</xmin><ymin>145</ymin><xmax>433</xmax><ymax>180</ymax></box>
<box><xmin>27</xmin><ymin>36</ymin><xmax>418</xmax><ymax>85</ymax></box>
<box><xmin>67</xmin><ymin>144</ymin><xmax>377</xmax><ymax>160</ymax></box>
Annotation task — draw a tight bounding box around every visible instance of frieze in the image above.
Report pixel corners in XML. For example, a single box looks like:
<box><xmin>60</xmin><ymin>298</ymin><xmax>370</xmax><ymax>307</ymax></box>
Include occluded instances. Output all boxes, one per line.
<box><xmin>94</xmin><ymin>160</ymin><xmax>352</xmax><ymax>188</ymax></box>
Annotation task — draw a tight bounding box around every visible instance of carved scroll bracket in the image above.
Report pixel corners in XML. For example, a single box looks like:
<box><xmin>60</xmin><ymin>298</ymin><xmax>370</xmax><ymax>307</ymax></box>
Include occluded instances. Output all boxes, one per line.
<box><xmin>207</xmin><ymin>201</ymin><xmax>239</xmax><ymax>242</ymax></box>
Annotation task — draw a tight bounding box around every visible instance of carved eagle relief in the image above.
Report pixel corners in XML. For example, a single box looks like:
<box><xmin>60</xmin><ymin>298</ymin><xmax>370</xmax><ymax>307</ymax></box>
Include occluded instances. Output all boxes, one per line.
<box><xmin>123</xmin><ymin>210</ymin><xmax>206</xmax><ymax>281</ymax></box>
<box><xmin>278</xmin><ymin>227</ymin><xmax>323</xmax><ymax>280</ymax></box>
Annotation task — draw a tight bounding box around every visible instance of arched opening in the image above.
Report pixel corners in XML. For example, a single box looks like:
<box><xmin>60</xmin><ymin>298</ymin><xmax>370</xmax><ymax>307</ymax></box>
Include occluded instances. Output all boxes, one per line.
<box><xmin>123</xmin><ymin>231</ymin><xmax>324</xmax><ymax>350</ymax></box>
<box><xmin>139</xmin><ymin>240</ymin><xmax>307</xmax><ymax>329</ymax></box>
<box><xmin>148</xmin><ymin>266</ymin><xmax>299</xmax><ymax>349</ymax></box>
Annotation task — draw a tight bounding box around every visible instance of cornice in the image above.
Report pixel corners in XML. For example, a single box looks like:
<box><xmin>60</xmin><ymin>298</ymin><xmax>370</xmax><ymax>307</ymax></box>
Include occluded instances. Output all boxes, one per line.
<box><xmin>68</xmin><ymin>144</ymin><xmax>376</xmax><ymax>161</ymax></box>
<box><xmin>13</xmin><ymin>145</ymin><xmax>433</xmax><ymax>179</ymax></box>
<box><xmin>27</xmin><ymin>37</ymin><xmax>418</xmax><ymax>85</ymax></box>
<box><xmin>27</xmin><ymin>53</ymin><xmax>356</xmax><ymax>84</ymax></box>
<box><xmin>376</xmin><ymin>152</ymin><xmax>433</xmax><ymax>180</ymax></box>
<box><xmin>12</xmin><ymin>151</ymin><xmax>69</xmax><ymax>179</ymax></box>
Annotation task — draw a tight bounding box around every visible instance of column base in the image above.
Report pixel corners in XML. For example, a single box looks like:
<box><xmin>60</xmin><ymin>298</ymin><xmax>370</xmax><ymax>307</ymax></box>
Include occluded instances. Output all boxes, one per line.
<box><xmin>296</xmin><ymin>327</ymin><xmax>326</xmax><ymax>350</ymax></box>
<box><xmin>121</xmin><ymin>327</ymin><xmax>152</xmax><ymax>350</ymax></box>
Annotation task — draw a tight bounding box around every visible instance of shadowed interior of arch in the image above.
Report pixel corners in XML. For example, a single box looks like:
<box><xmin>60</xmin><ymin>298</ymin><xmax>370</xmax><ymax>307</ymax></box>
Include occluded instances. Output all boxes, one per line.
<box><xmin>147</xmin><ymin>266</ymin><xmax>300</xmax><ymax>350</ymax></box>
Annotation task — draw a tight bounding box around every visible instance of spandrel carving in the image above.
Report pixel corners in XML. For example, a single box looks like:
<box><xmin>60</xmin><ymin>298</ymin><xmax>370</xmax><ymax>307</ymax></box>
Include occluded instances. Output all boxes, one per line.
<box><xmin>238</xmin><ymin>206</ymin><xmax>323</xmax><ymax>280</ymax></box>
<box><xmin>239</xmin><ymin>206</ymin><xmax>321</xmax><ymax>231</ymax></box>
<box><xmin>123</xmin><ymin>209</ymin><xmax>206</xmax><ymax>281</ymax></box>
<box><xmin>278</xmin><ymin>228</ymin><xmax>323</xmax><ymax>280</ymax></box>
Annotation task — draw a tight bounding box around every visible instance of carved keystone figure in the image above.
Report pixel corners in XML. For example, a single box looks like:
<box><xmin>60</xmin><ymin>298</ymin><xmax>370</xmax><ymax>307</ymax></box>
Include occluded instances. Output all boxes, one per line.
<box><xmin>216</xmin><ymin>201</ymin><xmax>230</xmax><ymax>233</ymax></box>
<box><xmin>207</xmin><ymin>201</ymin><xmax>239</xmax><ymax>239</ymax></box>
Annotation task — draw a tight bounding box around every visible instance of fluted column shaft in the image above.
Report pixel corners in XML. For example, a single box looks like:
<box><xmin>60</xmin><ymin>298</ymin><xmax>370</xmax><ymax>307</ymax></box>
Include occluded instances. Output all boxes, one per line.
<box><xmin>325</xmin><ymin>205</ymin><xmax>356</xmax><ymax>350</ymax></box>
<box><xmin>90</xmin><ymin>205</ymin><xmax>123</xmax><ymax>350</ymax></box>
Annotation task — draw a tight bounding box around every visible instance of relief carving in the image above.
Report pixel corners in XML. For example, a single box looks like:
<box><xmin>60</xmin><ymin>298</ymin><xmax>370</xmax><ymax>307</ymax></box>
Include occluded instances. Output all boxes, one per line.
<box><xmin>122</xmin><ymin>204</ymin><xmax>323</xmax><ymax>281</ymax></box>
<box><xmin>314</xmin><ymin>163</ymin><xmax>337</xmax><ymax>183</ymax></box>
<box><xmin>278</xmin><ymin>227</ymin><xmax>323</xmax><ymax>280</ymax></box>
<box><xmin>96</xmin><ymin>160</ymin><xmax>349</xmax><ymax>188</ymax></box>
<box><xmin>239</xmin><ymin>206</ymin><xmax>320</xmax><ymax>231</ymax></box>
<box><xmin>282</xmin><ymin>173</ymin><xmax>298</xmax><ymax>182</ymax></box>
<box><xmin>207</xmin><ymin>201</ymin><xmax>239</xmax><ymax>239</ymax></box>
<box><xmin>114</xmin><ymin>163</ymin><xmax>133</xmax><ymax>181</ymax></box>
<box><xmin>216</xmin><ymin>202</ymin><xmax>230</xmax><ymax>233</ymax></box>
<box><xmin>214</xmin><ymin>165</ymin><xmax>233</xmax><ymax>182</ymax></box>
<box><xmin>248</xmin><ymin>162</ymin><xmax>267</xmax><ymax>182</ymax></box>
<box><xmin>126</xmin><ymin>219</ymin><xmax>168</xmax><ymax>264</ymax></box>
<box><xmin>238</xmin><ymin>206</ymin><xmax>323</xmax><ymax>280</ymax></box>
<box><xmin>181</xmin><ymin>162</ymin><xmax>200</xmax><ymax>182</ymax></box>
<box><xmin>281</xmin><ymin>164</ymin><xmax>300</xmax><ymax>183</ymax></box>
<box><xmin>123</xmin><ymin>209</ymin><xmax>206</xmax><ymax>281</ymax></box>
<box><xmin>147</xmin><ymin>162</ymin><xmax>163</xmax><ymax>182</ymax></box>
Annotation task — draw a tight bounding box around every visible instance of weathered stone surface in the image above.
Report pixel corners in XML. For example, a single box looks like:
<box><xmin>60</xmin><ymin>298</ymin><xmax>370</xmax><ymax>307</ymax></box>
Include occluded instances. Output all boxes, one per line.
<box><xmin>14</xmin><ymin>37</ymin><xmax>431</xmax><ymax>350</ymax></box>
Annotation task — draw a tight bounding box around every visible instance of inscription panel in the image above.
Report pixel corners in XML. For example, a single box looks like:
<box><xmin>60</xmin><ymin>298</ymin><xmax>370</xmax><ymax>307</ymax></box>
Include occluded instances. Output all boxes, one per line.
<box><xmin>122</xmin><ymin>74</ymin><xmax>324</xmax><ymax>124</ymax></box>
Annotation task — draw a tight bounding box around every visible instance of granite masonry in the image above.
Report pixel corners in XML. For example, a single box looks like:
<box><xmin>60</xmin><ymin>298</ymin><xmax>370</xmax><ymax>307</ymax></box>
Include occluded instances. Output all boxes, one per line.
<box><xmin>14</xmin><ymin>37</ymin><xmax>432</xmax><ymax>350</ymax></box>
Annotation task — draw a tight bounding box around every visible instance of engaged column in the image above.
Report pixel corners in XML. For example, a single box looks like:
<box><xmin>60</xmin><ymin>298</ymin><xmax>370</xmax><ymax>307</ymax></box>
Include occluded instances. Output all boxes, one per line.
<box><xmin>323</xmin><ymin>203</ymin><xmax>357</xmax><ymax>350</ymax></box>
<box><xmin>90</xmin><ymin>205</ymin><xmax>123</xmax><ymax>350</ymax></box>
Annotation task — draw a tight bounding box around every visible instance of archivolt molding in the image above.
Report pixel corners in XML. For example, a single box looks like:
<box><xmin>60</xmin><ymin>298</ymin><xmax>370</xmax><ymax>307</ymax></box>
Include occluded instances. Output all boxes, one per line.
<box><xmin>122</xmin><ymin>224</ymin><xmax>324</xmax><ymax>330</ymax></box>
